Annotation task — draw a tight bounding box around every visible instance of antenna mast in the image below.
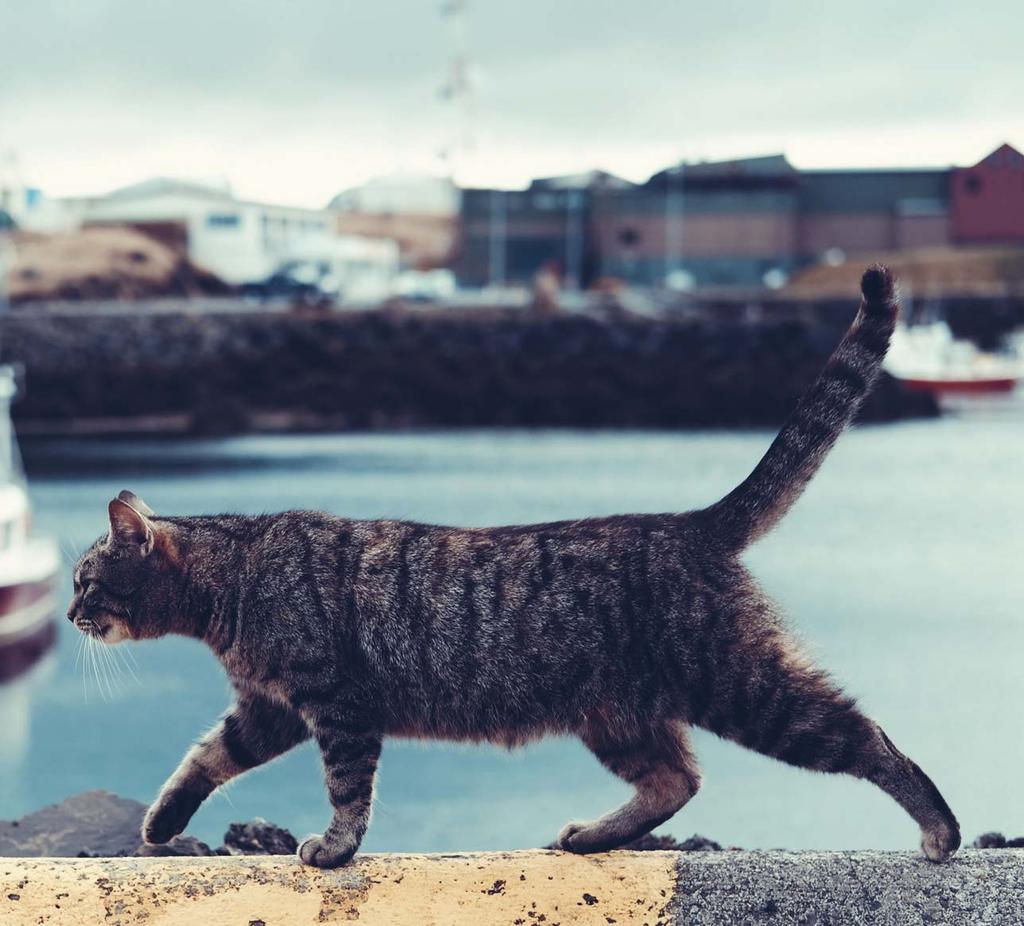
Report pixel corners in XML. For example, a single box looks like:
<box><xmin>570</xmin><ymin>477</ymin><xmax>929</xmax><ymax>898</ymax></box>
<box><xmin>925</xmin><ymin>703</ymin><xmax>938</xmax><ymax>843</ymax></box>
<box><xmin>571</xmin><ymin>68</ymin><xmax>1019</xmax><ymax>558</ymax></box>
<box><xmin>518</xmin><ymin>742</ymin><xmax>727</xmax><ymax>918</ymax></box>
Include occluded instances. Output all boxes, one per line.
<box><xmin>439</xmin><ymin>0</ymin><xmax>474</xmax><ymax>183</ymax></box>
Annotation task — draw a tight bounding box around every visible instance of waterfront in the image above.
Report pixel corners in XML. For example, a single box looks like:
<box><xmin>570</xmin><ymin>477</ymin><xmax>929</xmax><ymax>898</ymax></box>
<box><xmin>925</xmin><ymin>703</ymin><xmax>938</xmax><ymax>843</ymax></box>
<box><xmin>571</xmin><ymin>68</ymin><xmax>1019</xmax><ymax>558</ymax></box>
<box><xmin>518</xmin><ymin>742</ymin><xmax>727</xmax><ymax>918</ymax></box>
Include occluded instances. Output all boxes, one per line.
<box><xmin>2</xmin><ymin>417</ymin><xmax>1022</xmax><ymax>851</ymax></box>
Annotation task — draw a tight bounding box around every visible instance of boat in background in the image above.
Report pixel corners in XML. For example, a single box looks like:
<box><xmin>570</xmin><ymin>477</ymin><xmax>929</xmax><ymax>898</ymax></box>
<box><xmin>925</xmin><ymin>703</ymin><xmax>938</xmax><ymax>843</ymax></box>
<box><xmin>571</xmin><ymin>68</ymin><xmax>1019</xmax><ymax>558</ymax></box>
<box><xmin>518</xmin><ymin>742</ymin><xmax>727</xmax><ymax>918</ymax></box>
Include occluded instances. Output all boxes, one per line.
<box><xmin>884</xmin><ymin>321</ymin><xmax>1024</xmax><ymax>396</ymax></box>
<box><xmin>0</xmin><ymin>365</ymin><xmax>59</xmax><ymax>683</ymax></box>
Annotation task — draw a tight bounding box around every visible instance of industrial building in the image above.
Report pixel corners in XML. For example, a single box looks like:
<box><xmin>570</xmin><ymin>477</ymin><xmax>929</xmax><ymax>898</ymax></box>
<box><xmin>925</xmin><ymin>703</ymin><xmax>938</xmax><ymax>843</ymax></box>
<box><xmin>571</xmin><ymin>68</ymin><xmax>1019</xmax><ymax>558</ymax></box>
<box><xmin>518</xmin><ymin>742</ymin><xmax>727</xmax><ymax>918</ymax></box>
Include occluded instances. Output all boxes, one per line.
<box><xmin>457</xmin><ymin>144</ymin><xmax>1024</xmax><ymax>290</ymax></box>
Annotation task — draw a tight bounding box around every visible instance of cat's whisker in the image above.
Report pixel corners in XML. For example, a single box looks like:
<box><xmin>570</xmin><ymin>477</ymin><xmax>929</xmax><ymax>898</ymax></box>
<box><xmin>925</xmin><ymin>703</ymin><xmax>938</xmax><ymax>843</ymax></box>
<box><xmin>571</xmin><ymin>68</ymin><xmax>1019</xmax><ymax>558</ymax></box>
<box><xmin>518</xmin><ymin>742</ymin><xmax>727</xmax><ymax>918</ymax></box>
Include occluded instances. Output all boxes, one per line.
<box><xmin>84</xmin><ymin>636</ymin><xmax>98</xmax><ymax>703</ymax></box>
<box><xmin>213</xmin><ymin>780</ymin><xmax>238</xmax><ymax>809</ymax></box>
<box><xmin>61</xmin><ymin>540</ymin><xmax>78</xmax><ymax>566</ymax></box>
<box><xmin>89</xmin><ymin>637</ymin><xmax>105</xmax><ymax>702</ymax></box>
<box><xmin>99</xmin><ymin>639</ymin><xmax>124</xmax><ymax>694</ymax></box>
<box><xmin>91</xmin><ymin>635</ymin><xmax>115</xmax><ymax>702</ymax></box>
<box><xmin>73</xmin><ymin>632</ymin><xmax>91</xmax><ymax>703</ymax></box>
<box><xmin>115</xmin><ymin>644</ymin><xmax>141</xmax><ymax>685</ymax></box>
<box><xmin>112</xmin><ymin>643</ymin><xmax>136</xmax><ymax>687</ymax></box>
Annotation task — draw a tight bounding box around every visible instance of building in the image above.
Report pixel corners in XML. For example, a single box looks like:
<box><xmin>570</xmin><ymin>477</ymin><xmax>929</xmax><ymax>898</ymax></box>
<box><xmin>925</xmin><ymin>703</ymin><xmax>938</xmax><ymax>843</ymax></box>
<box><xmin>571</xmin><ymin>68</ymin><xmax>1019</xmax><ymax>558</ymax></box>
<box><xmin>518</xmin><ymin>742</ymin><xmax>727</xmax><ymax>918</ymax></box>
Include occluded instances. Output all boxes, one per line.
<box><xmin>4</xmin><ymin>175</ymin><xmax>403</xmax><ymax>294</ymax></box>
<box><xmin>329</xmin><ymin>173</ymin><xmax>459</xmax><ymax>216</ymax></box>
<box><xmin>329</xmin><ymin>173</ymin><xmax>459</xmax><ymax>271</ymax></box>
<box><xmin>457</xmin><ymin>144</ymin><xmax>1024</xmax><ymax>290</ymax></box>
<box><xmin>798</xmin><ymin>168</ymin><xmax>950</xmax><ymax>261</ymax></box>
<box><xmin>459</xmin><ymin>171</ymin><xmax>629</xmax><ymax>288</ymax></box>
<box><xmin>950</xmin><ymin>144</ymin><xmax>1024</xmax><ymax>244</ymax></box>
<box><xmin>593</xmin><ymin>155</ymin><xmax>801</xmax><ymax>289</ymax></box>
<box><xmin>75</xmin><ymin>178</ymin><xmax>338</xmax><ymax>285</ymax></box>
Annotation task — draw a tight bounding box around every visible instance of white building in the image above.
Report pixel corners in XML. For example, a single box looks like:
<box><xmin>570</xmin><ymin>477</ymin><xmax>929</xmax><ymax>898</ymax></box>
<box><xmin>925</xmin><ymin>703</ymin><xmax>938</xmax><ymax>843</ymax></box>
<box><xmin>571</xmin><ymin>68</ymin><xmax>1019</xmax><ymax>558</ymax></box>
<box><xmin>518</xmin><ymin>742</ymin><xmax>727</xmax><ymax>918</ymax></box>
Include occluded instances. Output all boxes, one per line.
<box><xmin>4</xmin><ymin>171</ymin><xmax>402</xmax><ymax>297</ymax></box>
<box><xmin>72</xmin><ymin>178</ymin><xmax>342</xmax><ymax>285</ymax></box>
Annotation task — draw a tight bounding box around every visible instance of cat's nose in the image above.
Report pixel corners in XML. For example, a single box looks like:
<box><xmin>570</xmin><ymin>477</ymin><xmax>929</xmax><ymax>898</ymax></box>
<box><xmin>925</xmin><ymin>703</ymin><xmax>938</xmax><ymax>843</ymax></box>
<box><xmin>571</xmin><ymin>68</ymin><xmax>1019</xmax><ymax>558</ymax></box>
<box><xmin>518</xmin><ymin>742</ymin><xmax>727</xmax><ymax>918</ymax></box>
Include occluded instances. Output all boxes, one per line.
<box><xmin>66</xmin><ymin>606</ymin><xmax>77</xmax><ymax>623</ymax></box>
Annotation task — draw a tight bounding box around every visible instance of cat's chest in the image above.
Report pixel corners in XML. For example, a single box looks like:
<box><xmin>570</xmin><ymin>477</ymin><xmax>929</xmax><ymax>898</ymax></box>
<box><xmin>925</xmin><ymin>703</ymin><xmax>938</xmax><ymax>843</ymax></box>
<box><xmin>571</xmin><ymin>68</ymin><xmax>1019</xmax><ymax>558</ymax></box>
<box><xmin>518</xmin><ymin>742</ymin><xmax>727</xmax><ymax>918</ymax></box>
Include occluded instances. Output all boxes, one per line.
<box><xmin>225</xmin><ymin>664</ymin><xmax>294</xmax><ymax>708</ymax></box>
<box><xmin>220</xmin><ymin>647</ymin><xmax>347</xmax><ymax>711</ymax></box>
<box><xmin>219</xmin><ymin>648</ymin><xmax>288</xmax><ymax>702</ymax></box>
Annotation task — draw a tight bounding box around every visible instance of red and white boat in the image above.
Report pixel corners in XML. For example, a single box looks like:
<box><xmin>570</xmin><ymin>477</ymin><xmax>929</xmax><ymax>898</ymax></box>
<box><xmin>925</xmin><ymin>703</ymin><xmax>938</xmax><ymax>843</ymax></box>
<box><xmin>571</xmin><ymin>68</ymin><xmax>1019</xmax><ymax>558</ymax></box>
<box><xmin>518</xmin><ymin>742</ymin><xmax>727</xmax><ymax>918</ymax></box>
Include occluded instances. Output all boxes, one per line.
<box><xmin>0</xmin><ymin>365</ymin><xmax>59</xmax><ymax>683</ymax></box>
<box><xmin>885</xmin><ymin>321</ymin><xmax>1024</xmax><ymax>396</ymax></box>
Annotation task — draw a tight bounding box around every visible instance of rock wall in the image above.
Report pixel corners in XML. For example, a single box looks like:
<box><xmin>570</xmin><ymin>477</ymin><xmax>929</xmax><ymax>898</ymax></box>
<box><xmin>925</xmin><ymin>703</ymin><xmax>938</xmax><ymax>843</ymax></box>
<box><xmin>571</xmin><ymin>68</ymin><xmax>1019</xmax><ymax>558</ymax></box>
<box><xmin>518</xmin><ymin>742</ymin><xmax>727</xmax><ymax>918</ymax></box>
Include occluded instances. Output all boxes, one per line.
<box><xmin>0</xmin><ymin>305</ymin><xmax>936</xmax><ymax>436</ymax></box>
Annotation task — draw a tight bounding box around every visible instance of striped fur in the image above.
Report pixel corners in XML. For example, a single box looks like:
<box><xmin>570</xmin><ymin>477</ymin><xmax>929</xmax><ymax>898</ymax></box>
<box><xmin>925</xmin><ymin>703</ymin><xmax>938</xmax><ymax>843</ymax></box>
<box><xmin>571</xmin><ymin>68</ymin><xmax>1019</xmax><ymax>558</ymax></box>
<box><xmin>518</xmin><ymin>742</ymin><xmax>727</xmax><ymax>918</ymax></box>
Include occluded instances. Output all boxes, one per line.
<box><xmin>68</xmin><ymin>267</ymin><xmax>959</xmax><ymax>868</ymax></box>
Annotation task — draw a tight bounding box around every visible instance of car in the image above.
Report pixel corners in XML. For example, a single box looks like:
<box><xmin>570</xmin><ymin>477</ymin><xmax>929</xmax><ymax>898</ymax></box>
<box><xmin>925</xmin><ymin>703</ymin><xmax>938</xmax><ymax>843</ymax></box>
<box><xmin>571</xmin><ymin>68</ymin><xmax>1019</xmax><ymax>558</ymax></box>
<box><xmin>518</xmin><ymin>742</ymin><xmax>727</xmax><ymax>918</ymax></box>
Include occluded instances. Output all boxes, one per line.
<box><xmin>240</xmin><ymin>260</ymin><xmax>341</xmax><ymax>305</ymax></box>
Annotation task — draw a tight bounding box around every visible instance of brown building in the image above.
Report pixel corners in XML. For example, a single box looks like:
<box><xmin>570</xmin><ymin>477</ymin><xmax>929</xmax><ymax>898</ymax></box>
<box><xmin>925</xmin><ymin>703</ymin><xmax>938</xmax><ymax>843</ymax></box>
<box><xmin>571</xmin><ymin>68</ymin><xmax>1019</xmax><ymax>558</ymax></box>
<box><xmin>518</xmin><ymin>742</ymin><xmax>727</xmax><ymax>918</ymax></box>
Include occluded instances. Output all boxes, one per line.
<box><xmin>329</xmin><ymin>174</ymin><xmax>459</xmax><ymax>270</ymax></box>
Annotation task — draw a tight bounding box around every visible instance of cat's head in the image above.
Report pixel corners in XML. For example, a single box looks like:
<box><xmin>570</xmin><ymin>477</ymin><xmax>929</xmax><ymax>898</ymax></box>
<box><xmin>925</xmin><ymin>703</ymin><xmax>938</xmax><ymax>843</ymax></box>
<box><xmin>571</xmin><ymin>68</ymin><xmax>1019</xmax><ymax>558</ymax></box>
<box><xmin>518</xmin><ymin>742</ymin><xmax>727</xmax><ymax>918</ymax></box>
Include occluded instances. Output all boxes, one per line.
<box><xmin>67</xmin><ymin>490</ymin><xmax>182</xmax><ymax>643</ymax></box>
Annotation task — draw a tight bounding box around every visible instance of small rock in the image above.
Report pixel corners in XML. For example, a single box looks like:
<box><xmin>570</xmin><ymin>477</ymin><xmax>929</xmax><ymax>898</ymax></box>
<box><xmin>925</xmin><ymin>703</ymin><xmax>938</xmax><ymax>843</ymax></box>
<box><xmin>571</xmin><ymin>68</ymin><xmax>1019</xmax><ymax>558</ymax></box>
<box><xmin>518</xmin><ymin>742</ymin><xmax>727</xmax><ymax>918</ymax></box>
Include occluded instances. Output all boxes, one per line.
<box><xmin>621</xmin><ymin>833</ymin><xmax>723</xmax><ymax>852</ymax></box>
<box><xmin>219</xmin><ymin>818</ymin><xmax>298</xmax><ymax>855</ymax></box>
<box><xmin>972</xmin><ymin>832</ymin><xmax>1007</xmax><ymax>849</ymax></box>
<box><xmin>678</xmin><ymin>834</ymin><xmax>723</xmax><ymax>852</ymax></box>
<box><xmin>134</xmin><ymin>836</ymin><xmax>214</xmax><ymax>857</ymax></box>
<box><xmin>971</xmin><ymin>832</ymin><xmax>1024</xmax><ymax>849</ymax></box>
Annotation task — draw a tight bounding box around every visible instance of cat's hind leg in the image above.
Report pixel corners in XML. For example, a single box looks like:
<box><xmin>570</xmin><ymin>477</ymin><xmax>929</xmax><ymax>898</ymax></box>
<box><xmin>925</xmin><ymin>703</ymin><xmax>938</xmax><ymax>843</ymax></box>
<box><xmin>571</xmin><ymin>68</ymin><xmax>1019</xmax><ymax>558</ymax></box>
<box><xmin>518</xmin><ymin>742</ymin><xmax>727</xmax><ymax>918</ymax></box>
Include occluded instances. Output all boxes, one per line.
<box><xmin>557</xmin><ymin>718</ymin><xmax>701</xmax><ymax>853</ymax></box>
<box><xmin>702</xmin><ymin>638</ymin><xmax>960</xmax><ymax>862</ymax></box>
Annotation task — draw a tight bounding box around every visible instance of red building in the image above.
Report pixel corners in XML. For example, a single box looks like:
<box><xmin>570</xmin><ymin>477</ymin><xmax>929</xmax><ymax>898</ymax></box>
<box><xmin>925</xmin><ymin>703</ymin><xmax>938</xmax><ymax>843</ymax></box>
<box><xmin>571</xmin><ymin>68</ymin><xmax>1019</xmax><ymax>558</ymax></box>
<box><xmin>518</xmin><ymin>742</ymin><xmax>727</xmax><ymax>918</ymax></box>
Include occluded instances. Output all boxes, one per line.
<box><xmin>951</xmin><ymin>144</ymin><xmax>1024</xmax><ymax>244</ymax></box>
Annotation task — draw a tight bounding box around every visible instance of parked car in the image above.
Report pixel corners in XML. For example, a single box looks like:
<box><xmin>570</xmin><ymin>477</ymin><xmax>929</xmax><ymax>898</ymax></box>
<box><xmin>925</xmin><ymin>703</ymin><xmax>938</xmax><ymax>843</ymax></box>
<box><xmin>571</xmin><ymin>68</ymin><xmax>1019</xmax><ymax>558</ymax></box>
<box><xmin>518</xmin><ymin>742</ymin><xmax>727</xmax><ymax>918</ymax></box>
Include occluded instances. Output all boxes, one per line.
<box><xmin>240</xmin><ymin>260</ymin><xmax>341</xmax><ymax>305</ymax></box>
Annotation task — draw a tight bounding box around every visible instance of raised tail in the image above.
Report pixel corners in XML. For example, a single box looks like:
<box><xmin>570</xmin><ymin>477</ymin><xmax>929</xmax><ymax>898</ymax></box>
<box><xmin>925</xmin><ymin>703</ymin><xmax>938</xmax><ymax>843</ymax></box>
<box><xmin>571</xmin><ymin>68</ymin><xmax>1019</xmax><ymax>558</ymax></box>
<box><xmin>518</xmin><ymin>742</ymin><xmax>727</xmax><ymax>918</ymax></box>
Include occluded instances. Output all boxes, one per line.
<box><xmin>702</xmin><ymin>265</ymin><xmax>900</xmax><ymax>551</ymax></box>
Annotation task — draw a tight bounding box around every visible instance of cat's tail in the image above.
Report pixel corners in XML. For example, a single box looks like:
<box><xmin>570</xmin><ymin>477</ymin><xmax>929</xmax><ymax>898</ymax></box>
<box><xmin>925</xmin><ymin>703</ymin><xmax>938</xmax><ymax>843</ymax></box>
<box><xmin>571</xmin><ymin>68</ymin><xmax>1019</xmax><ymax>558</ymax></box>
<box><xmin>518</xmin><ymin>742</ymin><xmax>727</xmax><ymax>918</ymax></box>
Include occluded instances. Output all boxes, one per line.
<box><xmin>702</xmin><ymin>264</ymin><xmax>900</xmax><ymax>551</ymax></box>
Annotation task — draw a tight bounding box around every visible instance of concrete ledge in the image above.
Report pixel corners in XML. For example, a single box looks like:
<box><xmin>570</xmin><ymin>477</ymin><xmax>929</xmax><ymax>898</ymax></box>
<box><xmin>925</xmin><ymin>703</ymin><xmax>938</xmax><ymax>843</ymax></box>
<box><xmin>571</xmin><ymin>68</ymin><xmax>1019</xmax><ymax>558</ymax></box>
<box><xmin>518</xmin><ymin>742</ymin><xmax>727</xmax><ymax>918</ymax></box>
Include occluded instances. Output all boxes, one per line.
<box><xmin>2</xmin><ymin>850</ymin><xmax>1022</xmax><ymax>925</ymax></box>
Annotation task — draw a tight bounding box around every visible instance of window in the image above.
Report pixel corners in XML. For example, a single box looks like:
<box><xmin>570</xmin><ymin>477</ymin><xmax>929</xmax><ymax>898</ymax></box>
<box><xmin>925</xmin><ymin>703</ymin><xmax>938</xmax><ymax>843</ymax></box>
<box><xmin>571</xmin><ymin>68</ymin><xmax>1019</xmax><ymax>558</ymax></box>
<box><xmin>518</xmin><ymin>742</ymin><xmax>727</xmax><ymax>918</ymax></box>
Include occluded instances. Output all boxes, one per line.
<box><xmin>617</xmin><ymin>226</ymin><xmax>641</xmax><ymax>247</ymax></box>
<box><xmin>964</xmin><ymin>174</ymin><xmax>982</xmax><ymax>195</ymax></box>
<box><xmin>207</xmin><ymin>212</ymin><xmax>241</xmax><ymax>228</ymax></box>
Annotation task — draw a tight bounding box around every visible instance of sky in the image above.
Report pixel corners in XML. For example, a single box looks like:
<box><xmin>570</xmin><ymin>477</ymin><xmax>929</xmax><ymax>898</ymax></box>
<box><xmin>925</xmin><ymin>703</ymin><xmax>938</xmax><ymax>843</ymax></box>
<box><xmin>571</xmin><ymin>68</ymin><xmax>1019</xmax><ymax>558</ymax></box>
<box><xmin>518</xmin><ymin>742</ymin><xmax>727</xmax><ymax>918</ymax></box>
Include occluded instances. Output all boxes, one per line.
<box><xmin>1</xmin><ymin>0</ymin><xmax>1021</xmax><ymax>207</ymax></box>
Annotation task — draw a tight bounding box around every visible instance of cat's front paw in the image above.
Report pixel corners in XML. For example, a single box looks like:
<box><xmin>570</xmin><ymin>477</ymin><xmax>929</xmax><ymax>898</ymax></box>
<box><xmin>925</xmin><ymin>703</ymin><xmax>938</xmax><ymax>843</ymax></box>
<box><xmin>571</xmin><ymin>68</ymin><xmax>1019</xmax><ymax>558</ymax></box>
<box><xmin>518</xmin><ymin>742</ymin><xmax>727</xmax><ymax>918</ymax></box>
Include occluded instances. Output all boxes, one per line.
<box><xmin>297</xmin><ymin>833</ymin><xmax>359</xmax><ymax>869</ymax></box>
<box><xmin>142</xmin><ymin>789</ymin><xmax>204</xmax><ymax>846</ymax></box>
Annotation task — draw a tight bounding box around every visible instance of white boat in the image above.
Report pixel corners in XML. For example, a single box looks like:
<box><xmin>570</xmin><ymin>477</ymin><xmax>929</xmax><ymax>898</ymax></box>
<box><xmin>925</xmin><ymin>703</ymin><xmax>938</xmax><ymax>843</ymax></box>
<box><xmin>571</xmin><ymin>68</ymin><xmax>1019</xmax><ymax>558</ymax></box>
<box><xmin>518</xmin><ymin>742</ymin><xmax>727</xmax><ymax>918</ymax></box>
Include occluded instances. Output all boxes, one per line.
<box><xmin>0</xmin><ymin>366</ymin><xmax>60</xmax><ymax>683</ymax></box>
<box><xmin>884</xmin><ymin>321</ymin><xmax>1024</xmax><ymax>396</ymax></box>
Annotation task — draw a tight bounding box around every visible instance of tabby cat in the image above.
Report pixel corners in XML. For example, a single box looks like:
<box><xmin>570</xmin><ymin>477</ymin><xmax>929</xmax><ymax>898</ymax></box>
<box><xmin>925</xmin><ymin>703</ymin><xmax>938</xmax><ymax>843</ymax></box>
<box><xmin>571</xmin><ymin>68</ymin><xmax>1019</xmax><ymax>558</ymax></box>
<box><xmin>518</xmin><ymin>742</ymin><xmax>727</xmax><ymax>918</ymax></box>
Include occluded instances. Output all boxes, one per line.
<box><xmin>68</xmin><ymin>266</ymin><xmax>960</xmax><ymax>868</ymax></box>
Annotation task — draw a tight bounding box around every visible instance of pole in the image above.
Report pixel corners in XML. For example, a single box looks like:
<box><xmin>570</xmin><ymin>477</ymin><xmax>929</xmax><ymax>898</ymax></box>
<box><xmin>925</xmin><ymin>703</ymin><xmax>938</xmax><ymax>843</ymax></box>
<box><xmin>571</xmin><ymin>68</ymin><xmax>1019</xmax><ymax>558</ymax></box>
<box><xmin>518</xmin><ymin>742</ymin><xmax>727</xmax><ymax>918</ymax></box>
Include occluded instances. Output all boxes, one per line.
<box><xmin>565</xmin><ymin>190</ymin><xmax>583</xmax><ymax>291</ymax></box>
<box><xmin>0</xmin><ymin>232</ymin><xmax>11</xmax><ymax>313</ymax></box>
<box><xmin>488</xmin><ymin>189</ymin><xmax>505</xmax><ymax>288</ymax></box>
<box><xmin>664</xmin><ymin>163</ymin><xmax>684</xmax><ymax>286</ymax></box>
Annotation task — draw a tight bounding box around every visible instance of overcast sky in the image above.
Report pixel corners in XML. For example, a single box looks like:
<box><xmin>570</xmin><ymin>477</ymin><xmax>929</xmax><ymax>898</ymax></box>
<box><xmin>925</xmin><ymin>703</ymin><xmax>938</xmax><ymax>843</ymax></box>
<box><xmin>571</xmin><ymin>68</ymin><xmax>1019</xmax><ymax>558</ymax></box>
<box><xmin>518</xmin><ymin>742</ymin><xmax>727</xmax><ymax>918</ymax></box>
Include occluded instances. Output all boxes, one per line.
<box><xmin>1</xmin><ymin>1</ymin><xmax>1020</xmax><ymax>207</ymax></box>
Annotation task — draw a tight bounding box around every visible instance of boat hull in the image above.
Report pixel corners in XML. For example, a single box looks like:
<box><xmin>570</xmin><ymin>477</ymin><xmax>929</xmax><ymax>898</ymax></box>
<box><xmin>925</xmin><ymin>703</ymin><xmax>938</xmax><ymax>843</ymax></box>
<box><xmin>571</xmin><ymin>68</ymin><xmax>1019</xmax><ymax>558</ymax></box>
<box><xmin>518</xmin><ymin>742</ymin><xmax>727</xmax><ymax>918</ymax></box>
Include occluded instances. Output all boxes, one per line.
<box><xmin>0</xmin><ymin>575</ymin><xmax>59</xmax><ymax>683</ymax></box>
<box><xmin>899</xmin><ymin>377</ymin><xmax>1019</xmax><ymax>395</ymax></box>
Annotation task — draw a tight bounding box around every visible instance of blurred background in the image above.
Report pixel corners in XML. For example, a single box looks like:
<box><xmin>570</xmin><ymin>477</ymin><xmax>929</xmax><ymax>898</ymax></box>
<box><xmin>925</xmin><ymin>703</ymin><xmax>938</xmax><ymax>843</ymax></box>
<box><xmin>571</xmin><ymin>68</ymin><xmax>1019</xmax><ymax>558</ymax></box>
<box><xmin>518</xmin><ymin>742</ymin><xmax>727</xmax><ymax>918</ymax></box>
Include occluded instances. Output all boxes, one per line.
<box><xmin>0</xmin><ymin>1</ymin><xmax>1021</xmax><ymax>854</ymax></box>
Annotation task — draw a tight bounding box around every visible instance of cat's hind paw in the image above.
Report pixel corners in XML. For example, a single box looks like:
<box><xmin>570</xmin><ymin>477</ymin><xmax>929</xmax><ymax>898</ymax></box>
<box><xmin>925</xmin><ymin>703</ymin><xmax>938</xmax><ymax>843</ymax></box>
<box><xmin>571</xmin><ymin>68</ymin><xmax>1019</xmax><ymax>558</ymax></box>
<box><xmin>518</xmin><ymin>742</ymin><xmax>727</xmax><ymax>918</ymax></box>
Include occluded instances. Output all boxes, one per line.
<box><xmin>556</xmin><ymin>820</ymin><xmax>609</xmax><ymax>854</ymax></box>
<box><xmin>921</xmin><ymin>823</ymin><xmax>961</xmax><ymax>863</ymax></box>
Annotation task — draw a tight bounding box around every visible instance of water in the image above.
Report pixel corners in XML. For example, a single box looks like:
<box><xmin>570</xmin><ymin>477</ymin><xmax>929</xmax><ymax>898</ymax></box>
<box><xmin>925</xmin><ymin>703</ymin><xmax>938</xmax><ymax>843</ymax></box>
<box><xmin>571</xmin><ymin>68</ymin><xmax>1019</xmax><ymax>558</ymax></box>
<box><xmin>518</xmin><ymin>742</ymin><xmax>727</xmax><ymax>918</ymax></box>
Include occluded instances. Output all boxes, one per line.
<box><xmin>2</xmin><ymin>418</ymin><xmax>1022</xmax><ymax>853</ymax></box>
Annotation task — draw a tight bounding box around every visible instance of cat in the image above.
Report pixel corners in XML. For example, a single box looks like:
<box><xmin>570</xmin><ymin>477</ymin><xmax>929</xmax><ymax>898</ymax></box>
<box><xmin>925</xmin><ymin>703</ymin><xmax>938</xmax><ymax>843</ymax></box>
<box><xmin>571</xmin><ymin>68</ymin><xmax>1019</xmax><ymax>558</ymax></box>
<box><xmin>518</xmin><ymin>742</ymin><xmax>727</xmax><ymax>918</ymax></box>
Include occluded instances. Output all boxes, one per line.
<box><xmin>67</xmin><ymin>265</ymin><xmax>960</xmax><ymax>868</ymax></box>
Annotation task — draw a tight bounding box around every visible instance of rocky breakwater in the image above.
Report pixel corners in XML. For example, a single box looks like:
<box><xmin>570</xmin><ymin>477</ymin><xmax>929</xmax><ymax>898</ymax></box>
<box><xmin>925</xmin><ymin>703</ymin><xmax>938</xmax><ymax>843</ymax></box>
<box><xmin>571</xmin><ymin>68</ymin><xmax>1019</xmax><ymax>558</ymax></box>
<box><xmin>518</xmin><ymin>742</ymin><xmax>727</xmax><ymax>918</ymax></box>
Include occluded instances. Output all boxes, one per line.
<box><xmin>0</xmin><ymin>305</ymin><xmax>936</xmax><ymax>436</ymax></box>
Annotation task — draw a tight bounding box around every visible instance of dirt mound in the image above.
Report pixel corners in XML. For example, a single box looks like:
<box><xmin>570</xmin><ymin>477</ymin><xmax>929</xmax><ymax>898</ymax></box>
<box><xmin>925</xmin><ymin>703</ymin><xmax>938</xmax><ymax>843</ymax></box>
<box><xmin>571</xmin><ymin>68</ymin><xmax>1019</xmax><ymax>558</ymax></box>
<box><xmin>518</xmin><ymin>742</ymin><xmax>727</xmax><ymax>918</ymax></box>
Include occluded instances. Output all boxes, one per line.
<box><xmin>4</xmin><ymin>225</ymin><xmax>230</xmax><ymax>303</ymax></box>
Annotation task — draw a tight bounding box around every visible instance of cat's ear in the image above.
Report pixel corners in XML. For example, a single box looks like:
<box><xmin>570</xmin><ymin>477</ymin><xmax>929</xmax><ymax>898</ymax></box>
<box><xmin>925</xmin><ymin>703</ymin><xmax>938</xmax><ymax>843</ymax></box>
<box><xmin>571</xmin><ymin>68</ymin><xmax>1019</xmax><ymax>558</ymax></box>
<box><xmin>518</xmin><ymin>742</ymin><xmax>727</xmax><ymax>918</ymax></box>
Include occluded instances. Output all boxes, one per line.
<box><xmin>108</xmin><ymin>497</ymin><xmax>154</xmax><ymax>556</ymax></box>
<box><xmin>117</xmin><ymin>489</ymin><xmax>154</xmax><ymax>517</ymax></box>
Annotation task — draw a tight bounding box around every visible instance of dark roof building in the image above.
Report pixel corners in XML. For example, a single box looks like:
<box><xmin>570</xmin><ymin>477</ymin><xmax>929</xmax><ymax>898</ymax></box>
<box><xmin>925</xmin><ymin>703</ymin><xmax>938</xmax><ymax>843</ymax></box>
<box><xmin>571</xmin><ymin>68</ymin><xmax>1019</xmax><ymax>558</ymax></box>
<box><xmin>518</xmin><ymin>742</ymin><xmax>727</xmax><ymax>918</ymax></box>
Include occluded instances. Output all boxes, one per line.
<box><xmin>455</xmin><ymin>145</ymin><xmax>1023</xmax><ymax>290</ymax></box>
